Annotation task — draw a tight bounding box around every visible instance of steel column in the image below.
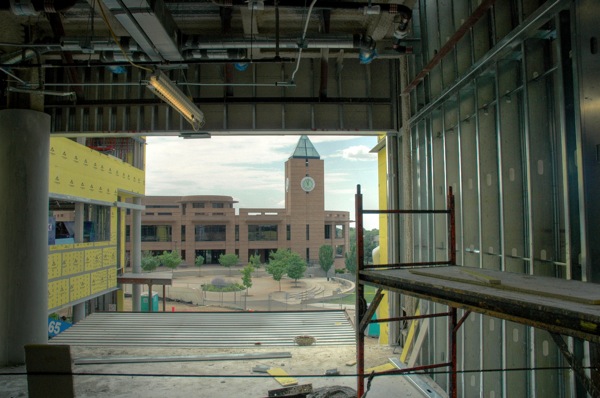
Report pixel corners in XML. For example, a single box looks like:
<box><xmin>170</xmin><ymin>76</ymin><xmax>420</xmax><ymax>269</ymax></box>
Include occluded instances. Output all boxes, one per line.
<box><xmin>355</xmin><ymin>185</ymin><xmax>365</xmax><ymax>397</ymax></box>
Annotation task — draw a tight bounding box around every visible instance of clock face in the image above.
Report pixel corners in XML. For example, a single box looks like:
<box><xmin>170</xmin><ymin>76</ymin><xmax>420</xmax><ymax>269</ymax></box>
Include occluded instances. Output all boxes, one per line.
<box><xmin>300</xmin><ymin>176</ymin><xmax>315</xmax><ymax>192</ymax></box>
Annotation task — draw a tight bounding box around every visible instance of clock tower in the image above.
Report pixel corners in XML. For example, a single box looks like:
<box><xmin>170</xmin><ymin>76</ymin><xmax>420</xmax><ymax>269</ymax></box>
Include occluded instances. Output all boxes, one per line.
<box><xmin>284</xmin><ymin>136</ymin><xmax>325</xmax><ymax>264</ymax></box>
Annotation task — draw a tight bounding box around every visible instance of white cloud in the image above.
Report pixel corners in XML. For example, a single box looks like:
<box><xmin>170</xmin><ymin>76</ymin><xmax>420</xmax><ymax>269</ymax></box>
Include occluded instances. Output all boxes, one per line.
<box><xmin>329</xmin><ymin>145</ymin><xmax>377</xmax><ymax>161</ymax></box>
<box><xmin>145</xmin><ymin>135</ymin><xmax>380</xmax><ymax>229</ymax></box>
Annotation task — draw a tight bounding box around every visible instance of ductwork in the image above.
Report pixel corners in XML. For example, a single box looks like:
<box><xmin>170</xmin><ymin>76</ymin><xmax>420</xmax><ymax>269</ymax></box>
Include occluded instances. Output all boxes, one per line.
<box><xmin>183</xmin><ymin>34</ymin><xmax>375</xmax><ymax>51</ymax></box>
<box><xmin>6</xmin><ymin>0</ymin><xmax>78</xmax><ymax>16</ymax></box>
<box><xmin>100</xmin><ymin>0</ymin><xmax>183</xmax><ymax>62</ymax></box>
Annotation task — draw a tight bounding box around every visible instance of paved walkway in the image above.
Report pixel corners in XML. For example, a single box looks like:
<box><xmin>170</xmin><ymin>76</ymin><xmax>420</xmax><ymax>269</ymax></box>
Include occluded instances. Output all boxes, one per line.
<box><xmin>123</xmin><ymin>265</ymin><xmax>355</xmax><ymax>312</ymax></box>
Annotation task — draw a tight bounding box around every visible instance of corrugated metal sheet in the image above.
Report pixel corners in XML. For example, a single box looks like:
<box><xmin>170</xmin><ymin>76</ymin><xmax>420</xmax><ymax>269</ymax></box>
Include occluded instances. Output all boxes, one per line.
<box><xmin>50</xmin><ymin>310</ymin><xmax>355</xmax><ymax>347</ymax></box>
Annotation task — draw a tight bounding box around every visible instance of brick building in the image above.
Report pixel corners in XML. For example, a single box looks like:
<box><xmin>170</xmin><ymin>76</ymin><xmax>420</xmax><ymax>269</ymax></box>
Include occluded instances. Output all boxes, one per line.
<box><xmin>128</xmin><ymin>136</ymin><xmax>350</xmax><ymax>269</ymax></box>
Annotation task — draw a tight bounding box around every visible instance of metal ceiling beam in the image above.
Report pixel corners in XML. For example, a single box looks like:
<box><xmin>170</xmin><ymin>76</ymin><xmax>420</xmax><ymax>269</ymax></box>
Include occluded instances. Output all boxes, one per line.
<box><xmin>50</xmin><ymin>129</ymin><xmax>384</xmax><ymax>137</ymax></box>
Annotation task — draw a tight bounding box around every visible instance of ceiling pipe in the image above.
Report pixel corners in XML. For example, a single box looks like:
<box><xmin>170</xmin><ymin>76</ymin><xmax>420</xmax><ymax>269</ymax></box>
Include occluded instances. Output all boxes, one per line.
<box><xmin>4</xmin><ymin>0</ymin><xmax>78</xmax><ymax>15</ymax></box>
<box><xmin>189</xmin><ymin>0</ymin><xmax>412</xmax><ymax>14</ymax></box>
<box><xmin>183</xmin><ymin>34</ymin><xmax>375</xmax><ymax>51</ymax></box>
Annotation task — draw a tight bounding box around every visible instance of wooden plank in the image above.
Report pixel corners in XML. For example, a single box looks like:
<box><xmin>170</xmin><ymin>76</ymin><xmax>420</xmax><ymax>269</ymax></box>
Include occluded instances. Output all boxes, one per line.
<box><xmin>460</xmin><ymin>268</ymin><xmax>501</xmax><ymax>285</ymax></box>
<box><xmin>268</xmin><ymin>368</ymin><xmax>298</xmax><ymax>386</ymax></box>
<box><xmin>408</xmin><ymin>317</ymin><xmax>430</xmax><ymax>368</ymax></box>
<box><xmin>361</xmin><ymin>268</ymin><xmax>600</xmax><ymax>343</ymax></box>
<box><xmin>409</xmin><ymin>267</ymin><xmax>600</xmax><ymax>305</ymax></box>
<box><xmin>364</xmin><ymin>362</ymin><xmax>397</xmax><ymax>373</ymax></box>
<box><xmin>399</xmin><ymin>307</ymin><xmax>421</xmax><ymax>363</ymax></box>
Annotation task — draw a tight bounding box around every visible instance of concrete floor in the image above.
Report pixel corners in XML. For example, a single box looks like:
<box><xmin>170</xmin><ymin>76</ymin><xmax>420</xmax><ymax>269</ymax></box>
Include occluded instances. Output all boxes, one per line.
<box><xmin>0</xmin><ymin>269</ymin><xmax>442</xmax><ymax>397</ymax></box>
<box><xmin>1</xmin><ymin>340</ymin><xmax>435</xmax><ymax>397</ymax></box>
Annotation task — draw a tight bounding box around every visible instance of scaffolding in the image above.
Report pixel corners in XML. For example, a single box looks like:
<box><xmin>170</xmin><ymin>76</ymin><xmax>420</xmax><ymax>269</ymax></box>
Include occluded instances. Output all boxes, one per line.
<box><xmin>354</xmin><ymin>185</ymin><xmax>600</xmax><ymax>397</ymax></box>
<box><xmin>354</xmin><ymin>184</ymin><xmax>456</xmax><ymax>397</ymax></box>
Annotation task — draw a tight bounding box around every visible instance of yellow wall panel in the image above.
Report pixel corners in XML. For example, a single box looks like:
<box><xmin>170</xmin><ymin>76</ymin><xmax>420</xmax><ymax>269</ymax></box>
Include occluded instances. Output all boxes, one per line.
<box><xmin>91</xmin><ymin>270</ymin><xmax>108</xmax><ymax>294</ymax></box>
<box><xmin>48</xmin><ymin>137</ymin><xmax>145</xmax><ymax>311</ymax></box>
<box><xmin>70</xmin><ymin>274</ymin><xmax>91</xmax><ymax>302</ymax></box>
<box><xmin>110</xmin><ymin>208</ymin><xmax>118</xmax><ymax>244</ymax></box>
<box><xmin>376</xmin><ymin>136</ymin><xmax>390</xmax><ymax>344</ymax></box>
<box><xmin>48</xmin><ymin>253</ymin><xmax>61</xmax><ymax>279</ymax></box>
<box><xmin>48</xmin><ymin>279</ymin><xmax>69</xmax><ymax>309</ymax></box>
<box><xmin>49</xmin><ymin>137</ymin><xmax>144</xmax><ymax>202</ymax></box>
<box><xmin>103</xmin><ymin>247</ymin><xmax>117</xmax><ymax>267</ymax></box>
<box><xmin>85</xmin><ymin>249</ymin><xmax>103</xmax><ymax>271</ymax></box>
<box><xmin>107</xmin><ymin>267</ymin><xmax>117</xmax><ymax>289</ymax></box>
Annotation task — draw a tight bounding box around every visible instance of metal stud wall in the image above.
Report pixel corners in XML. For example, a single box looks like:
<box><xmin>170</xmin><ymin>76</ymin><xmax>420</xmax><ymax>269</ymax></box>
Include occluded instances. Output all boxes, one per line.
<box><xmin>400</xmin><ymin>0</ymin><xmax>598</xmax><ymax>396</ymax></box>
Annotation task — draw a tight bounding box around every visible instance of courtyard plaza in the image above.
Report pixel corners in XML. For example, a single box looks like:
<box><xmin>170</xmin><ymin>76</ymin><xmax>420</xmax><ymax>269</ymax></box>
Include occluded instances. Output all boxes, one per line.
<box><xmin>121</xmin><ymin>264</ymin><xmax>356</xmax><ymax>313</ymax></box>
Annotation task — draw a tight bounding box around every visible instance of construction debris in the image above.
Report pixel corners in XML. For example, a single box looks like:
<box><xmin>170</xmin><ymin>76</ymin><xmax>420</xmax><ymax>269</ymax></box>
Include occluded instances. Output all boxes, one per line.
<box><xmin>252</xmin><ymin>365</ymin><xmax>271</xmax><ymax>373</ymax></box>
<box><xmin>75</xmin><ymin>352</ymin><xmax>292</xmax><ymax>365</ymax></box>
<box><xmin>308</xmin><ymin>386</ymin><xmax>356</xmax><ymax>398</ymax></box>
<box><xmin>267</xmin><ymin>367</ymin><xmax>298</xmax><ymax>386</ymax></box>
<box><xmin>268</xmin><ymin>384</ymin><xmax>313</xmax><ymax>397</ymax></box>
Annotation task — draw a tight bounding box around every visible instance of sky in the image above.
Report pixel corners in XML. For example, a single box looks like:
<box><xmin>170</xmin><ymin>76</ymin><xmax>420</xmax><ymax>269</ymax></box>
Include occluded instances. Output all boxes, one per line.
<box><xmin>145</xmin><ymin>135</ymin><xmax>381</xmax><ymax>230</ymax></box>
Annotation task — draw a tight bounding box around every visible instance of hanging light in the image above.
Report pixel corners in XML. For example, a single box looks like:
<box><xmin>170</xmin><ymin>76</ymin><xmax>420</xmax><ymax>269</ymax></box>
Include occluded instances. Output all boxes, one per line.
<box><xmin>146</xmin><ymin>69</ymin><xmax>205</xmax><ymax>131</ymax></box>
<box><xmin>359</xmin><ymin>48</ymin><xmax>377</xmax><ymax>64</ymax></box>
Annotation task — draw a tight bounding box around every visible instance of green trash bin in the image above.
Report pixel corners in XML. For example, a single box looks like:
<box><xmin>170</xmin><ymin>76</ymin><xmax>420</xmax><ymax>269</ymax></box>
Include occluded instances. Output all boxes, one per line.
<box><xmin>367</xmin><ymin>313</ymin><xmax>380</xmax><ymax>337</ymax></box>
<box><xmin>141</xmin><ymin>292</ymin><xmax>159</xmax><ymax>312</ymax></box>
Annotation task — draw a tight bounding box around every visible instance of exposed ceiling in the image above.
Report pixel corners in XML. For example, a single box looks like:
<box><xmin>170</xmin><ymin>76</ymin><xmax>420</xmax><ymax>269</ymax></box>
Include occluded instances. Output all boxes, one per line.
<box><xmin>0</xmin><ymin>0</ymin><xmax>418</xmax><ymax>135</ymax></box>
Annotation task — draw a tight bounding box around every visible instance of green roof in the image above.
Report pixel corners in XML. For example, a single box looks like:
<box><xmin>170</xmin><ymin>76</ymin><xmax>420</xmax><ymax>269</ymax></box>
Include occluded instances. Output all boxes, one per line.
<box><xmin>290</xmin><ymin>135</ymin><xmax>320</xmax><ymax>159</ymax></box>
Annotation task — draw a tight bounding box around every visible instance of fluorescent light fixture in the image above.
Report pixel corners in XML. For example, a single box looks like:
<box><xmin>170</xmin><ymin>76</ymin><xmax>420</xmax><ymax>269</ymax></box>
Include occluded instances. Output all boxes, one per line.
<box><xmin>179</xmin><ymin>131</ymin><xmax>211</xmax><ymax>139</ymax></box>
<box><xmin>147</xmin><ymin>69</ymin><xmax>205</xmax><ymax>131</ymax></box>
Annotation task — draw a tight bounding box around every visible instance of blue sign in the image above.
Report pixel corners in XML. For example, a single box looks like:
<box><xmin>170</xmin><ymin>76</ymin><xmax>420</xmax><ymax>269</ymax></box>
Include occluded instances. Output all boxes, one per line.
<box><xmin>48</xmin><ymin>318</ymin><xmax>72</xmax><ymax>338</ymax></box>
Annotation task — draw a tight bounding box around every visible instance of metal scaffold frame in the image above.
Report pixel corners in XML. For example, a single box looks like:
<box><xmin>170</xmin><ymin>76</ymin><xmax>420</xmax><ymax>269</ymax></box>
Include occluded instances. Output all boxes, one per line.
<box><xmin>354</xmin><ymin>184</ymin><xmax>457</xmax><ymax>397</ymax></box>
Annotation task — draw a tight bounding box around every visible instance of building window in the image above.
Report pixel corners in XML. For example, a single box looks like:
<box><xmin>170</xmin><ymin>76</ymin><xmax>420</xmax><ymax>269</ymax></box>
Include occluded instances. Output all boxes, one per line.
<box><xmin>157</xmin><ymin>212</ymin><xmax>172</xmax><ymax>216</ymax></box>
<box><xmin>195</xmin><ymin>249</ymin><xmax>225</xmax><ymax>264</ymax></box>
<box><xmin>84</xmin><ymin>204</ymin><xmax>111</xmax><ymax>242</ymax></box>
<box><xmin>235</xmin><ymin>225</ymin><xmax>239</xmax><ymax>241</ymax></box>
<box><xmin>192</xmin><ymin>202</ymin><xmax>205</xmax><ymax>208</ymax></box>
<box><xmin>287</xmin><ymin>224</ymin><xmax>291</xmax><ymax>241</ymax></box>
<box><xmin>141</xmin><ymin>225</ymin><xmax>172</xmax><ymax>242</ymax></box>
<box><xmin>125</xmin><ymin>225</ymin><xmax>130</xmax><ymax>242</ymax></box>
<box><xmin>212</xmin><ymin>202</ymin><xmax>224</xmax><ymax>208</ymax></box>
<box><xmin>306</xmin><ymin>248</ymin><xmax>310</xmax><ymax>263</ymax></box>
<box><xmin>181</xmin><ymin>225</ymin><xmax>186</xmax><ymax>242</ymax></box>
<box><xmin>335</xmin><ymin>224</ymin><xmax>344</xmax><ymax>239</ymax></box>
<box><xmin>182</xmin><ymin>204</ymin><xmax>186</xmax><ymax>215</ymax></box>
<box><xmin>181</xmin><ymin>250</ymin><xmax>186</xmax><ymax>260</ymax></box>
<box><xmin>248</xmin><ymin>225</ymin><xmax>278</xmax><ymax>241</ymax></box>
<box><xmin>336</xmin><ymin>245</ymin><xmax>344</xmax><ymax>257</ymax></box>
<box><xmin>146</xmin><ymin>205</ymin><xmax>178</xmax><ymax>209</ymax></box>
<box><xmin>145</xmin><ymin>212</ymin><xmax>154</xmax><ymax>216</ymax></box>
<box><xmin>195</xmin><ymin>225</ymin><xmax>226</xmax><ymax>241</ymax></box>
<box><xmin>306</xmin><ymin>224</ymin><xmax>310</xmax><ymax>240</ymax></box>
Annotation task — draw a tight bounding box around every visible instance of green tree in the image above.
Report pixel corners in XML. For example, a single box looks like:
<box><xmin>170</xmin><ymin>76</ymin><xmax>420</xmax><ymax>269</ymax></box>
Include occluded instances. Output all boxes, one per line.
<box><xmin>345</xmin><ymin>243</ymin><xmax>357</xmax><ymax>275</ymax></box>
<box><xmin>141</xmin><ymin>251</ymin><xmax>160</xmax><ymax>272</ymax></box>
<box><xmin>241</xmin><ymin>264</ymin><xmax>254</xmax><ymax>296</ymax></box>
<box><xmin>194</xmin><ymin>254</ymin><xmax>205</xmax><ymax>276</ymax></box>
<box><xmin>286</xmin><ymin>251</ymin><xmax>307</xmax><ymax>287</ymax></box>
<box><xmin>363</xmin><ymin>228</ymin><xmax>379</xmax><ymax>264</ymax></box>
<box><xmin>318</xmin><ymin>245</ymin><xmax>335</xmax><ymax>280</ymax></box>
<box><xmin>219</xmin><ymin>253</ymin><xmax>239</xmax><ymax>276</ymax></box>
<box><xmin>267</xmin><ymin>249</ymin><xmax>290</xmax><ymax>291</ymax></box>
<box><xmin>159</xmin><ymin>250</ymin><xmax>182</xmax><ymax>270</ymax></box>
<box><xmin>249</xmin><ymin>253</ymin><xmax>262</xmax><ymax>269</ymax></box>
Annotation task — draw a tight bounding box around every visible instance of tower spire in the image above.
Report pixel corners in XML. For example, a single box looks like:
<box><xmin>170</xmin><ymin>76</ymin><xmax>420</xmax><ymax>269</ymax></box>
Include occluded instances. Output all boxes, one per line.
<box><xmin>290</xmin><ymin>135</ymin><xmax>320</xmax><ymax>159</ymax></box>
